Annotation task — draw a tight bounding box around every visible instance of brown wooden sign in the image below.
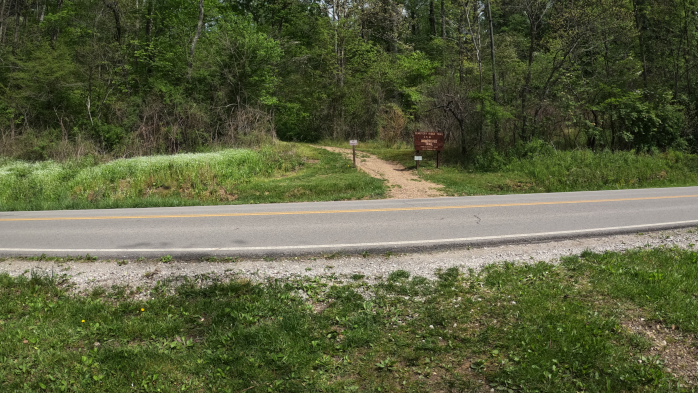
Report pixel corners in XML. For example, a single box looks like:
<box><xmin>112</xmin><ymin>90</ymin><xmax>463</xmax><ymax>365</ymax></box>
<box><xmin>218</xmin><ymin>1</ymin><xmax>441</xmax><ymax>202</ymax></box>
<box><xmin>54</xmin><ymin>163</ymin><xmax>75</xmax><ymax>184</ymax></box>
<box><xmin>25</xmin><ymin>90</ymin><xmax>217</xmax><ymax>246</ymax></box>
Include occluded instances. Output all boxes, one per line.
<box><xmin>414</xmin><ymin>131</ymin><xmax>445</xmax><ymax>169</ymax></box>
<box><xmin>414</xmin><ymin>132</ymin><xmax>445</xmax><ymax>151</ymax></box>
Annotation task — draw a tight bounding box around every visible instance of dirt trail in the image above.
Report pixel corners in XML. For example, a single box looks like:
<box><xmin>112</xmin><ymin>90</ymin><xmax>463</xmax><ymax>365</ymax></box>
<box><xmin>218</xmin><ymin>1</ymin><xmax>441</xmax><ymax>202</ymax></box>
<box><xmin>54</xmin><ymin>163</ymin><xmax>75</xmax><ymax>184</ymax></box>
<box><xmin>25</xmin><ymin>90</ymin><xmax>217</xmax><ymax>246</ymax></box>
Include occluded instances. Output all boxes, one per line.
<box><xmin>318</xmin><ymin>146</ymin><xmax>445</xmax><ymax>199</ymax></box>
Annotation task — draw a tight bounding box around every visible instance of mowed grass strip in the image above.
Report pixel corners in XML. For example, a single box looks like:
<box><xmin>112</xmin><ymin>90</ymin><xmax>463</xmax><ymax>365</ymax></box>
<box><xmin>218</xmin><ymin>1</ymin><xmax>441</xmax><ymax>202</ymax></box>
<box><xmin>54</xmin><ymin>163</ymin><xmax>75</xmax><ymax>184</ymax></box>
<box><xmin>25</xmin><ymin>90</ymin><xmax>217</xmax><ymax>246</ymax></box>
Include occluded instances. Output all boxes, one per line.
<box><xmin>2</xmin><ymin>247</ymin><xmax>698</xmax><ymax>392</ymax></box>
<box><xmin>0</xmin><ymin>143</ymin><xmax>386</xmax><ymax>211</ymax></box>
<box><xmin>335</xmin><ymin>140</ymin><xmax>698</xmax><ymax>195</ymax></box>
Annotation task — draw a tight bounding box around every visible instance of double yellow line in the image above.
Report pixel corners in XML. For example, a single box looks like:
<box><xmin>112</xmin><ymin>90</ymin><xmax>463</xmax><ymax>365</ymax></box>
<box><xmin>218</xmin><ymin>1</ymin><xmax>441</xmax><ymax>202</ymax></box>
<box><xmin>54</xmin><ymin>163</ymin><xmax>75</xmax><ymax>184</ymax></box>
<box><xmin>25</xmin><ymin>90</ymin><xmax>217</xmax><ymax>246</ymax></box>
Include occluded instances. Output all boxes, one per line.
<box><xmin>1</xmin><ymin>194</ymin><xmax>696</xmax><ymax>222</ymax></box>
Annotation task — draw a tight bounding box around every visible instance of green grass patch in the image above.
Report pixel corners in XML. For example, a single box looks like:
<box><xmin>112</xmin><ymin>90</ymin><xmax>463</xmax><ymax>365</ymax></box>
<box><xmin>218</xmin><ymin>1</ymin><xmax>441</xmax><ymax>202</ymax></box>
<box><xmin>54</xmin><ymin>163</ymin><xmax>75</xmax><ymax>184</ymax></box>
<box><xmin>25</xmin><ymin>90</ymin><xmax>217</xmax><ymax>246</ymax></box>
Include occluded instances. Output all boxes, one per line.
<box><xmin>0</xmin><ymin>143</ymin><xmax>386</xmax><ymax>211</ymax></box>
<box><xmin>344</xmin><ymin>139</ymin><xmax>698</xmax><ymax>195</ymax></box>
<box><xmin>3</xmin><ymin>247</ymin><xmax>698</xmax><ymax>391</ymax></box>
<box><xmin>564</xmin><ymin>246</ymin><xmax>698</xmax><ymax>334</ymax></box>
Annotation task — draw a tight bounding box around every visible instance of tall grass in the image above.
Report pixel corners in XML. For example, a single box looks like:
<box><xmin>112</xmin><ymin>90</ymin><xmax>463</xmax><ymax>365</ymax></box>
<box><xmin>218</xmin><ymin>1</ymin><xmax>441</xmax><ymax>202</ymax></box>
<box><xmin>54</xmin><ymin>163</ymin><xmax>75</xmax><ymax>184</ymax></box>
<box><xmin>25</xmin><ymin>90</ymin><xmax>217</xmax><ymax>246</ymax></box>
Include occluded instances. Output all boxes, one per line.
<box><xmin>0</xmin><ymin>143</ymin><xmax>385</xmax><ymax>211</ymax></box>
<box><xmin>506</xmin><ymin>149</ymin><xmax>698</xmax><ymax>192</ymax></box>
<box><xmin>359</xmin><ymin>141</ymin><xmax>698</xmax><ymax>195</ymax></box>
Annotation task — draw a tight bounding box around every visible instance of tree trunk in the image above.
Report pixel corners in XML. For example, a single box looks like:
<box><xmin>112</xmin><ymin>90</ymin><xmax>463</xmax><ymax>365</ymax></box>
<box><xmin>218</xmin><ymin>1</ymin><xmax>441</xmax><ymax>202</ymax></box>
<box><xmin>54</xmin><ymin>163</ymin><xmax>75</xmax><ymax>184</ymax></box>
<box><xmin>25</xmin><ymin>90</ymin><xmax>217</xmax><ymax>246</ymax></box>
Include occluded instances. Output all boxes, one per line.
<box><xmin>467</xmin><ymin>2</ymin><xmax>482</xmax><ymax>92</ymax></box>
<box><xmin>13</xmin><ymin>0</ymin><xmax>21</xmax><ymax>54</ymax></box>
<box><xmin>469</xmin><ymin>2</ymin><xmax>483</xmax><ymax>147</ymax></box>
<box><xmin>104</xmin><ymin>1</ymin><xmax>122</xmax><ymax>44</ymax></box>
<box><xmin>337</xmin><ymin>0</ymin><xmax>345</xmax><ymax>86</ymax></box>
<box><xmin>187</xmin><ymin>0</ymin><xmax>204</xmax><ymax>81</ymax></box>
<box><xmin>429</xmin><ymin>0</ymin><xmax>436</xmax><ymax>36</ymax></box>
<box><xmin>683</xmin><ymin>0</ymin><xmax>691</xmax><ymax>97</ymax></box>
<box><xmin>146</xmin><ymin>0</ymin><xmax>153</xmax><ymax>40</ymax></box>
<box><xmin>440</xmin><ymin>0</ymin><xmax>445</xmax><ymax>38</ymax></box>
<box><xmin>38</xmin><ymin>0</ymin><xmax>45</xmax><ymax>22</ymax></box>
<box><xmin>333</xmin><ymin>0</ymin><xmax>341</xmax><ymax>85</ymax></box>
<box><xmin>391</xmin><ymin>0</ymin><xmax>398</xmax><ymax>54</ymax></box>
<box><xmin>486</xmin><ymin>0</ymin><xmax>500</xmax><ymax>147</ymax></box>
<box><xmin>410</xmin><ymin>8</ymin><xmax>416</xmax><ymax>35</ymax></box>
<box><xmin>521</xmin><ymin>22</ymin><xmax>536</xmax><ymax>141</ymax></box>
<box><xmin>0</xmin><ymin>0</ymin><xmax>6</xmax><ymax>44</ymax></box>
<box><xmin>687</xmin><ymin>24</ymin><xmax>693</xmax><ymax>98</ymax></box>
<box><xmin>145</xmin><ymin>0</ymin><xmax>154</xmax><ymax>75</ymax></box>
<box><xmin>632</xmin><ymin>0</ymin><xmax>648</xmax><ymax>86</ymax></box>
<box><xmin>458</xmin><ymin>12</ymin><xmax>464</xmax><ymax>85</ymax></box>
<box><xmin>51</xmin><ymin>0</ymin><xmax>63</xmax><ymax>46</ymax></box>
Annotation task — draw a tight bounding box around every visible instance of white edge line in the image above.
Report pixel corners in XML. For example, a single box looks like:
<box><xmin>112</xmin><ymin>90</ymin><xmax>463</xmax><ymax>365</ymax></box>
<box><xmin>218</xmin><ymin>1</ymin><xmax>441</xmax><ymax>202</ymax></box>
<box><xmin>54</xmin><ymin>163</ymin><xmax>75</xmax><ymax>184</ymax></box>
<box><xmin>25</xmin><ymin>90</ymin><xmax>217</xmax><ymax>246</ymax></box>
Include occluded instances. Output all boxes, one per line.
<box><xmin>2</xmin><ymin>220</ymin><xmax>698</xmax><ymax>254</ymax></box>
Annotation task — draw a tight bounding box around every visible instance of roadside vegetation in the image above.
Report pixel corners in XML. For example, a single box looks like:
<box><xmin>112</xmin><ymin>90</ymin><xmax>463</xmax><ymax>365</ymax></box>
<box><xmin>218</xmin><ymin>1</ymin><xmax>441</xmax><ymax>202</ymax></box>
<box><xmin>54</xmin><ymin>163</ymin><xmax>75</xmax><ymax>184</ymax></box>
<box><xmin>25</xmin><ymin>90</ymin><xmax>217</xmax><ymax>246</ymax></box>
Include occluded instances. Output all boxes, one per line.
<box><xmin>4</xmin><ymin>138</ymin><xmax>698</xmax><ymax>211</ymax></box>
<box><xmin>2</xmin><ymin>246</ymin><xmax>698</xmax><ymax>392</ymax></box>
<box><xmin>328</xmin><ymin>139</ymin><xmax>698</xmax><ymax>195</ymax></box>
<box><xmin>0</xmin><ymin>143</ymin><xmax>385</xmax><ymax>211</ymax></box>
<box><xmin>3</xmin><ymin>0</ymin><xmax>698</xmax><ymax>182</ymax></box>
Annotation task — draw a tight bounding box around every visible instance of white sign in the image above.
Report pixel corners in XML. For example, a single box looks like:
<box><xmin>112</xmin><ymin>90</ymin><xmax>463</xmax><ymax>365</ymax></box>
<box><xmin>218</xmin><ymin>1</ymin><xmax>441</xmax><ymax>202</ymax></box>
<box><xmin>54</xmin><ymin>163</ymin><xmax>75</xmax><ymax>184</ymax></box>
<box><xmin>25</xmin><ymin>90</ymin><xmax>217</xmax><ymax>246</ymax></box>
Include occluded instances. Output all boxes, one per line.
<box><xmin>414</xmin><ymin>156</ymin><xmax>423</xmax><ymax>161</ymax></box>
<box><xmin>349</xmin><ymin>140</ymin><xmax>358</xmax><ymax>146</ymax></box>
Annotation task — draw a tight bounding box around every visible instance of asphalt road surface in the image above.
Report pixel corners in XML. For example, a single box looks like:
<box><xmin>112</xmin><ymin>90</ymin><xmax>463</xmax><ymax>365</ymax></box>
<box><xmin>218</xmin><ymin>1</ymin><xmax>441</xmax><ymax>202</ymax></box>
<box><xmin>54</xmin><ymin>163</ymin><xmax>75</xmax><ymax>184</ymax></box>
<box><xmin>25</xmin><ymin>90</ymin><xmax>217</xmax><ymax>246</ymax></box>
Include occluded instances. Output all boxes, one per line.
<box><xmin>2</xmin><ymin>187</ymin><xmax>698</xmax><ymax>258</ymax></box>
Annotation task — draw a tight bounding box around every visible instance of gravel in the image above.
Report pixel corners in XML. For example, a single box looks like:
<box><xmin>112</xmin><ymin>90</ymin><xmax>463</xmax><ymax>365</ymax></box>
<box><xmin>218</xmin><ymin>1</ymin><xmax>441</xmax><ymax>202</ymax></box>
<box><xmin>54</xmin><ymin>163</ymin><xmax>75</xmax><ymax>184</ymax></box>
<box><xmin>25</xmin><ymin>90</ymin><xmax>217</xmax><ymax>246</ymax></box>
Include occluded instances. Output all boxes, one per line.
<box><xmin>317</xmin><ymin>146</ymin><xmax>445</xmax><ymax>199</ymax></box>
<box><xmin>1</xmin><ymin>228</ymin><xmax>697</xmax><ymax>296</ymax></box>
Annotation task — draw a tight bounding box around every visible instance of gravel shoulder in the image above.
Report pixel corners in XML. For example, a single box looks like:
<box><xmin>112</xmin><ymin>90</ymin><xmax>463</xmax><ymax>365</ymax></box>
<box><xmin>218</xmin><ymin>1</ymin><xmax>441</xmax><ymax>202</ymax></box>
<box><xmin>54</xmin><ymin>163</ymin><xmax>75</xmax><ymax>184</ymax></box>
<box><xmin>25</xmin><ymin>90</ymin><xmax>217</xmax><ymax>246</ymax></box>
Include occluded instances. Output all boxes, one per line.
<box><xmin>2</xmin><ymin>228</ymin><xmax>697</xmax><ymax>296</ymax></box>
<box><xmin>317</xmin><ymin>146</ymin><xmax>445</xmax><ymax>199</ymax></box>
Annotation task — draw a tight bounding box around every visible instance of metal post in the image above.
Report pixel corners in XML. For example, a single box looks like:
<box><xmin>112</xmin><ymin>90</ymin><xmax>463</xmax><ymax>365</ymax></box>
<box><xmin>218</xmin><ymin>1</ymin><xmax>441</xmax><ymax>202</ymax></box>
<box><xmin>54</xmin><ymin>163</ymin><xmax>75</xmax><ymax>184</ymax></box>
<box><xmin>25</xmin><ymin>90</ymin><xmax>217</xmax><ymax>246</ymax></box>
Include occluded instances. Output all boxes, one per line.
<box><xmin>352</xmin><ymin>145</ymin><xmax>356</xmax><ymax>167</ymax></box>
<box><xmin>436</xmin><ymin>150</ymin><xmax>440</xmax><ymax>169</ymax></box>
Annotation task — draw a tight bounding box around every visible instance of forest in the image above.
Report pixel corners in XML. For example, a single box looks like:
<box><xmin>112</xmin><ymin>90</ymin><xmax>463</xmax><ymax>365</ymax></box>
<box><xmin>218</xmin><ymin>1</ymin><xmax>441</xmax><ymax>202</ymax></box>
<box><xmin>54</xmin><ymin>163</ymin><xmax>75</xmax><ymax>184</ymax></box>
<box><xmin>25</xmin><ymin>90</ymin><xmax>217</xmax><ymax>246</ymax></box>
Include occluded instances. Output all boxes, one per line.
<box><xmin>0</xmin><ymin>0</ymin><xmax>696</xmax><ymax>159</ymax></box>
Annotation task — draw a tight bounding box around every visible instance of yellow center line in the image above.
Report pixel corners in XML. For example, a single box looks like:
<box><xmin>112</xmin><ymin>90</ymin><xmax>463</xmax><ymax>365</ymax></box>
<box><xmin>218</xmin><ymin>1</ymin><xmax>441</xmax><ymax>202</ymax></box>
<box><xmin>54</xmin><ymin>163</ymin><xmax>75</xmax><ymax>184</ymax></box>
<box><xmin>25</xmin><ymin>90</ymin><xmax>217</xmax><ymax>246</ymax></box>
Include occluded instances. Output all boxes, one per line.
<box><xmin>1</xmin><ymin>194</ymin><xmax>697</xmax><ymax>222</ymax></box>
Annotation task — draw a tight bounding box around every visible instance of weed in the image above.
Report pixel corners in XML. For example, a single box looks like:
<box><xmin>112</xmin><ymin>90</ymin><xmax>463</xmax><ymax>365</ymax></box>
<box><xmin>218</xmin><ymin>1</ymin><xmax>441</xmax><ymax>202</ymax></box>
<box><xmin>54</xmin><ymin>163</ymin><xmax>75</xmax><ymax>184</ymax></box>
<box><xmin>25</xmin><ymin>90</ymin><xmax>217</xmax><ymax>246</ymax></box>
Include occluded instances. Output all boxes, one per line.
<box><xmin>350</xmin><ymin>274</ymin><xmax>365</xmax><ymax>281</ymax></box>
<box><xmin>388</xmin><ymin>270</ymin><xmax>410</xmax><ymax>281</ymax></box>
<box><xmin>90</xmin><ymin>286</ymin><xmax>106</xmax><ymax>298</ymax></box>
<box><xmin>160</xmin><ymin>255</ymin><xmax>173</xmax><ymax>263</ymax></box>
<box><xmin>360</xmin><ymin>144</ymin><xmax>698</xmax><ymax>195</ymax></box>
<box><xmin>202</xmin><ymin>256</ymin><xmax>239</xmax><ymax>262</ymax></box>
<box><xmin>0</xmin><ymin>143</ymin><xmax>386</xmax><ymax>211</ymax></box>
<box><xmin>20</xmin><ymin>254</ymin><xmax>98</xmax><ymax>262</ymax></box>
<box><xmin>375</xmin><ymin>357</ymin><xmax>398</xmax><ymax>372</ymax></box>
<box><xmin>0</xmin><ymin>247</ymin><xmax>695</xmax><ymax>391</ymax></box>
<box><xmin>117</xmin><ymin>260</ymin><xmax>128</xmax><ymax>266</ymax></box>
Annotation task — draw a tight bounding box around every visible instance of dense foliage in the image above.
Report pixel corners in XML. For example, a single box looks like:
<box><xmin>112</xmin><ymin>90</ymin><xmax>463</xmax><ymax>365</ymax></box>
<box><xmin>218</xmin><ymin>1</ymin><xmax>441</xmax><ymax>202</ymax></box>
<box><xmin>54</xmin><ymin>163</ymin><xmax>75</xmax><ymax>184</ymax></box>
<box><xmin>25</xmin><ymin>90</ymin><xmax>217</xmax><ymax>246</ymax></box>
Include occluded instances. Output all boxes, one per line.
<box><xmin>1</xmin><ymin>0</ymin><xmax>698</xmax><ymax>158</ymax></box>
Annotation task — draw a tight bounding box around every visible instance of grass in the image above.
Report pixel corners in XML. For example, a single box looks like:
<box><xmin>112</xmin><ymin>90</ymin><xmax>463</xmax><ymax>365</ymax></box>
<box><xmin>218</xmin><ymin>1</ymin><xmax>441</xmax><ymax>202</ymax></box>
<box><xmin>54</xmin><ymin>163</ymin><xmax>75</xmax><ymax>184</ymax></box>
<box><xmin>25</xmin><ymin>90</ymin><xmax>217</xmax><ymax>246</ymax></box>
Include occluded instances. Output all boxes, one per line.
<box><xmin>0</xmin><ymin>143</ymin><xmax>386</xmax><ymax>211</ymax></box>
<box><xmin>4</xmin><ymin>139</ymin><xmax>695</xmax><ymax>211</ymax></box>
<box><xmin>329</xmin><ymin>139</ymin><xmax>698</xmax><ymax>195</ymax></box>
<box><xmin>2</xmin><ymin>247</ymin><xmax>698</xmax><ymax>391</ymax></box>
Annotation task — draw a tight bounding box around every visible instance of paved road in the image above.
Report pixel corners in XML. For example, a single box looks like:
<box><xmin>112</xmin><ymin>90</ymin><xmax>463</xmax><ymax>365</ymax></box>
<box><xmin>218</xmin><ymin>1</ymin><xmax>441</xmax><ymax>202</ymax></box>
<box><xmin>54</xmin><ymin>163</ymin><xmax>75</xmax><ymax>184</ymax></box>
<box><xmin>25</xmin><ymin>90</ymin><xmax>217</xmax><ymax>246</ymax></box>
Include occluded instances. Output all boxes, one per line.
<box><xmin>1</xmin><ymin>187</ymin><xmax>698</xmax><ymax>258</ymax></box>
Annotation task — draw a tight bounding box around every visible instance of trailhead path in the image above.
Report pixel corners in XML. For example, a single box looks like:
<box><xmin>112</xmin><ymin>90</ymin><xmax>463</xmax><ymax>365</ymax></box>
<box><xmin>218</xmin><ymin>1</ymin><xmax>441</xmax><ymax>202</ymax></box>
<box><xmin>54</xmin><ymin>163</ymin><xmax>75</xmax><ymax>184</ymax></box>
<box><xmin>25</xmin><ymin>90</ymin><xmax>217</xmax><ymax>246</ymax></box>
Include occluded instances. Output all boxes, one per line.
<box><xmin>317</xmin><ymin>146</ymin><xmax>446</xmax><ymax>199</ymax></box>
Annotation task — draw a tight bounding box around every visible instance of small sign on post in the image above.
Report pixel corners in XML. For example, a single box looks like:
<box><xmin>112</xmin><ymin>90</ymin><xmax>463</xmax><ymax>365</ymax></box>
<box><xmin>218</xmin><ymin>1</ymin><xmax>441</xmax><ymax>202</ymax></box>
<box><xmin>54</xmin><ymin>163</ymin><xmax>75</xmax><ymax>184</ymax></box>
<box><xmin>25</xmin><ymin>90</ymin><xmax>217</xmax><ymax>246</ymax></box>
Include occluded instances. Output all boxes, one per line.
<box><xmin>349</xmin><ymin>140</ymin><xmax>358</xmax><ymax>167</ymax></box>
<box><xmin>413</xmin><ymin>131</ymin><xmax>445</xmax><ymax>169</ymax></box>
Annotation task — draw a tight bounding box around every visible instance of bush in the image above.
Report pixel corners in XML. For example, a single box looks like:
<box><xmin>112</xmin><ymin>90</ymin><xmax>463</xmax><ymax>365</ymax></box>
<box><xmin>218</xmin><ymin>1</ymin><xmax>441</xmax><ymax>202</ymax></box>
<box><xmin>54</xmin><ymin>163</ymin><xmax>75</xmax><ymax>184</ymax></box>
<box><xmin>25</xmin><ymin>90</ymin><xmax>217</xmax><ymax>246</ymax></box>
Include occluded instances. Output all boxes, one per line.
<box><xmin>378</xmin><ymin>104</ymin><xmax>406</xmax><ymax>148</ymax></box>
<box><xmin>474</xmin><ymin>144</ymin><xmax>507</xmax><ymax>172</ymax></box>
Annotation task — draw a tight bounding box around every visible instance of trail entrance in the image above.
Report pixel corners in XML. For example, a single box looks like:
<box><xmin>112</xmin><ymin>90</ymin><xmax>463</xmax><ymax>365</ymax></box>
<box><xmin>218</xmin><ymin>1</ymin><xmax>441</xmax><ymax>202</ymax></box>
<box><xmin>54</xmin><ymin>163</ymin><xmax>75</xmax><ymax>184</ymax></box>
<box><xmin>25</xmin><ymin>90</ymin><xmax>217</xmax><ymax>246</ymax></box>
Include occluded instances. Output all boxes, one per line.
<box><xmin>318</xmin><ymin>146</ymin><xmax>445</xmax><ymax>199</ymax></box>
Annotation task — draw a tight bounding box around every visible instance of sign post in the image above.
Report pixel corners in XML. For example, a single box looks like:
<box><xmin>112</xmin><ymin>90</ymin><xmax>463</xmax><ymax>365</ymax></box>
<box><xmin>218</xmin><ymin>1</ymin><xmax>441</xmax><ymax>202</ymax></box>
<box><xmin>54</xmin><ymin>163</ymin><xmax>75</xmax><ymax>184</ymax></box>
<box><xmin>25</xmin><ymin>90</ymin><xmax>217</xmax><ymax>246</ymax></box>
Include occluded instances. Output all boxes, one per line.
<box><xmin>413</xmin><ymin>132</ymin><xmax>444</xmax><ymax>169</ymax></box>
<box><xmin>414</xmin><ymin>155</ymin><xmax>423</xmax><ymax>170</ymax></box>
<box><xmin>349</xmin><ymin>140</ymin><xmax>358</xmax><ymax>167</ymax></box>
